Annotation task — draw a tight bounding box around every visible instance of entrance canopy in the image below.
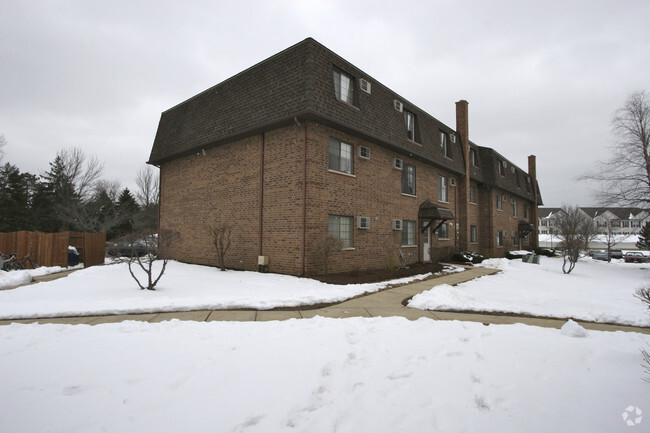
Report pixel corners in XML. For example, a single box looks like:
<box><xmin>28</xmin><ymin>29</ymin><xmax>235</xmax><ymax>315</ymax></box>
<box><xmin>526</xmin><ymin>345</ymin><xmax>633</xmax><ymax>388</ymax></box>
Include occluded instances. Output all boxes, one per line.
<box><xmin>518</xmin><ymin>220</ymin><xmax>535</xmax><ymax>236</ymax></box>
<box><xmin>419</xmin><ymin>199</ymin><xmax>455</xmax><ymax>233</ymax></box>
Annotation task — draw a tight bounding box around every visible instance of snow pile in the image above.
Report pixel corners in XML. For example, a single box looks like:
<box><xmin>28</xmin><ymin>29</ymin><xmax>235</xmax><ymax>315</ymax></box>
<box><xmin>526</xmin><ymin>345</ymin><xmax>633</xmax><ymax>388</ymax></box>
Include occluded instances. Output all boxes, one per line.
<box><xmin>560</xmin><ymin>319</ymin><xmax>588</xmax><ymax>338</ymax></box>
<box><xmin>0</xmin><ymin>261</ymin><xmax>438</xmax><ymax>319</ymax></box>
<box><xmin>0</xmin><ymin>265</ymin><xmax>78</xmax><ymax>289</ymax></box>
<box><xmin>409</xmin><ymin>257</ymin><xmax>650</xmax><ymax>326</ymax></box>
<box><xmin>0</xmin><ymin>318</ymin><xmax>648</xmax><ymax>433</ymax></box>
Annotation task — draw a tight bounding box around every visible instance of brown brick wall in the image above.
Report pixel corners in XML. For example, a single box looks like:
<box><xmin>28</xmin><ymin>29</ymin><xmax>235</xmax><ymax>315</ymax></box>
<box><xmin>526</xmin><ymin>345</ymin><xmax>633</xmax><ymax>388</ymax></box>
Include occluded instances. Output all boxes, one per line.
<box><xmin>159</xmin><ymin>120</ymin><xmax>532</xmax><ymax>275</ymax></box>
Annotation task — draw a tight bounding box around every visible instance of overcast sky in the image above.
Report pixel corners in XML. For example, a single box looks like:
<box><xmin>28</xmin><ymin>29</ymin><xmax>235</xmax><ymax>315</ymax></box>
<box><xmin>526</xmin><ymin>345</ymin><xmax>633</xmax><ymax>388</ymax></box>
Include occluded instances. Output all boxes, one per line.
<box><xmin>2</xmin><ymin>0</ymin><xmax>649</xmax><ymax>206</ymax></box>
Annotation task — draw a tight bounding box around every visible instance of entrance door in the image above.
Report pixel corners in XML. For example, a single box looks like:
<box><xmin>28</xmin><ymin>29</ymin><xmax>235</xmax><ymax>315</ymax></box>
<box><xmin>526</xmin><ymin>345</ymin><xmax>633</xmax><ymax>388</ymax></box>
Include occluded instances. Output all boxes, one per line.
<box><xmin>423</xmin><ymin>226</ymin><xmax>431</xmax><ymax>262</ymax></box>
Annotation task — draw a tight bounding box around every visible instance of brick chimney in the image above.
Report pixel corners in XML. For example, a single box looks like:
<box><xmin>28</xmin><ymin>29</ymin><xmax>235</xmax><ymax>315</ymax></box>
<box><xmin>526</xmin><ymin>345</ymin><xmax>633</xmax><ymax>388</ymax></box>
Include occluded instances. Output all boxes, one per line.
<box><xmin>528</xmin><ymin>155</ymin><xmax>539</xmax><ymax>249</ymax></box>
<box><xmin>456</xmin><ymin>100</ymin><xmax>470</xmax><ymax>250</ymax></box>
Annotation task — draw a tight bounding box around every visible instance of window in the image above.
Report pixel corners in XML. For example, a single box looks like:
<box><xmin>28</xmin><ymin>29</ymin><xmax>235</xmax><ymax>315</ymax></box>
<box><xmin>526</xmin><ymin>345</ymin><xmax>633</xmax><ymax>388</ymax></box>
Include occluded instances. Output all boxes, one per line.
<box><xmin>541</xmin><ymin>220</ymin><xmax>547</xmax><ymax>226</ymax></box>
<box><xmin>470</xmin><ymin>225</ymin><xmax>477</xmax><ymax>243</ymax></box>
<box><xmin>470</xmin><ymin>148</ymin><xmax>479</xmax><ymax>167</ymax></box>
<box><xmin>621</xmin><ymin>220</ymin><xmax>630</xmax><ymax>228</ymax></box>
<box><xmin>437</xmin><ymin>223</ymin><xmax>449</xmax><ymax>239</ymax></box>
<box><xmin>402</xmin><ymin>220</ymin><xmax>416</xmax><ymax>246</ymax></box>
<box><xmin>329</xmin><ymin>138</ymin><xmax>353</xmax><ymax>174</ymax></box>
<box><xmin>515</xmin><ymin>171</ymin><xmax>521</xmax><ymax>188</ymax></box>
<box><xmin>359</xmin><ymin>146</ymin><xmax>370</xmax><ymax>159</ymax></box>
<box><xmin>470</xmin><ymin>185</ymin><xmax>477</xmax><ymax>204</ymax></box>
<box><xmin>498</xmin><ymin>160</ymin><xmax>505</xmax><ymax>177</ymax></box>
<box><xmin>405</xmin><ymin>110</ymin><xmax>416</xmax><ymax>141</ymax></box>
<box><xmin>632</xmin><ymin>220</ymin><xmax>642</xmax><ymax>228</ymax></box>
<box><xmin>402</xmin><ymin>163</ymin><xmax>416</xmax><ymax>195</ymax></box>
<box><xmin>328</xmin><ymin>215</ymin><xmax>353</xmax><ymax>248</ymax></box>
<box><xmin>440</xmin><ymin>131</ymin><xmax>452</xmax><ymax>158</ymax></box>
<box><xmin>524</xmin><ymin>204</ymin><xmax>529</xmax><ymax>219</ymax></box>
<box><xmin>333</xmin><ymin>68</ymin><xmax>354</xmax><ymax>104</ymax></box>
<box><xmin>513</xmin><ymin>199</ymin><xmax>518</xmax><ymax>217</ymax></box>
<box><xmin>496</xmin><ymin>194</ymin><xmax>502</xmax><ymax>210</ymax></box>
<box><xmin>513</xmin><ymin>231</ymin><xmax>519</xmax><ymax>246</ymax></box>
<box><xmin>438</xmin><ymin>175</ymin><xmax>448</xmax><ymax>202</ymax></box>
<box><xmin>497</xmin><ymin>230</ymin><xmax>504</xmax><ymax>247</ymax></box>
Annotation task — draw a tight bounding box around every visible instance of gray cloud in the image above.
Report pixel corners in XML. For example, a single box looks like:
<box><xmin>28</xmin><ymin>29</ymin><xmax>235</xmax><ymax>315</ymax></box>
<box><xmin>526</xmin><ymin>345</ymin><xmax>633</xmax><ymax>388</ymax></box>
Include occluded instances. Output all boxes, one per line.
<box><xmin>1</xmin><ymin>0</ymin><xmax>648</xmax><ymax>205</ymax></box>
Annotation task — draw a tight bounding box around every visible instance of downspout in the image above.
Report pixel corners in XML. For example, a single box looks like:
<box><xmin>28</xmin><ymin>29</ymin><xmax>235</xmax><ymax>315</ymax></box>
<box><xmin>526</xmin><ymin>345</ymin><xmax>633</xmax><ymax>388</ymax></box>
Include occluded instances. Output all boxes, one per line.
<box><xmin>259</xmin><ymin>133</ymin><xmax>265</xmax><ymax>258</ymax></box>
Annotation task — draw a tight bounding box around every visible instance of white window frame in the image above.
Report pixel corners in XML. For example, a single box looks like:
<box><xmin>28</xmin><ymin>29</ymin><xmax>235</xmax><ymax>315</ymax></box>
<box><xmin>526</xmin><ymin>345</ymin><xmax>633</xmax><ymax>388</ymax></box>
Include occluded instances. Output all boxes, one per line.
<box><xmin>497</xmin><ymin>230</ymin><xmax>504</xmax><ymax>247</ymax></box>
<box><xmin>470</xmin><ymin>185</ymin><xmax>477</xmax><ymax>204</ymax></box>
<box><xmin>401</xmin><ymin>220</ymin><xmax>416</xmax><ymax>246</ymax></box>
<box><xmin>470</xmin><ymin>225</ymin><xmax>477</xmax><ymax>243</ymax></box>
<box><xmin>405</xmin><ymin>110</ymin><xmax>416</xmax><ymax>141</ymax></box>
<box><xmin>496</xmin><ymin>193</ymin><xmax>502</xmax><ymax>211</ymax></box>
<box><xmin>513</xmin><ymin>199</ymin><xmax>518</xmax><ymax>217</ymax></box>
<box><xmin>329</xmin><ymin>138</ymin><xmax>353</xmax><ymax>175</ymax></box>
<box><xmin>401</xmin><ymin>162</ymin><xmax>416</xmax><ymax>196</ymax></box>
<box><xmin>328</xmin><ymin>215</ymin><xmax>353</xmax><ymax>249</ymax></box>
<box><xmin>333</xmin><ymin>69</ymin><xmax>354</xmax><ymax>105</ymax></box>
<box><xmin>438</xmin><ymin>175</ymin><xmax>448</xmax><ymax>202</ymax></box>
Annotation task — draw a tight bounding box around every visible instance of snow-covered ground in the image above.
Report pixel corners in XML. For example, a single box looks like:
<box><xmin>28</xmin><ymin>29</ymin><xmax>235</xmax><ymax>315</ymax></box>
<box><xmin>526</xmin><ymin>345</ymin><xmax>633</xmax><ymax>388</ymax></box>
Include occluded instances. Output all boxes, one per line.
<box><xmin>0</xmin><ymin>264</ymin><xmax>82</xmax><ymax>289</ymax></box>
<box><xmin>409</xmin><ymin>256</ymin><xmax>650</xmax><ymax>326</ymax></box>
<box><xmin>0</xmin><ymin>261</ymin><xmax>440</xmax><ymax>319</ymax></box>
<box><xmin>1</xmin><ymin>318</ymin><xmax>648</xmax><ymax>433</ymax></box>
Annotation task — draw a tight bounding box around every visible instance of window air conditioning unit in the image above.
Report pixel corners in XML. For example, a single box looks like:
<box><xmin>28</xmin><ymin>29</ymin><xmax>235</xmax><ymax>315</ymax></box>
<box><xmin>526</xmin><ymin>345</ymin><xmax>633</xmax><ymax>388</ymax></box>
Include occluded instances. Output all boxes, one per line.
<box><xmin>394</xmin><ymin>100</ymin><xmax>403</xmax><ymax>113</ymax></box>
<box><xmin>359</xmin><ymin>146</ymin><xmax>371</xmax><ymax>159</ymax></box>
<box><xmin>359</xmin><ymin>78</ymin><xmax>371</xmax><ymax>94</ymax></box>
<box><xmin>392</xmin><ymin>219</ymin><xmax>403</xmax><ymax>230</ymax></box>
<box><xmin>393</xmin><ymin>158</ymin><xmax>403</xmax><ymax>170</ymax></box>
<box><xmin>357</xmin><ymin>216</ymin><xmax>370</xmax><ymax>229</ymax></box>
<box><xmin>450</xmin><ymin>178</ymin><xmax>457</xmax><ymax>186</ymax></box>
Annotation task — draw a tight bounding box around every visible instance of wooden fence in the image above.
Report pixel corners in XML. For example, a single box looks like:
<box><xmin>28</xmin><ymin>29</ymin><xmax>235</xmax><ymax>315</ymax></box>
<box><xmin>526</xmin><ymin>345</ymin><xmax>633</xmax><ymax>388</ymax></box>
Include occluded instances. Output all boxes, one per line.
<box><xmin>0</xmin><ymin>231</ymin><xmax>106</xmax><ymax>268</ymax></box>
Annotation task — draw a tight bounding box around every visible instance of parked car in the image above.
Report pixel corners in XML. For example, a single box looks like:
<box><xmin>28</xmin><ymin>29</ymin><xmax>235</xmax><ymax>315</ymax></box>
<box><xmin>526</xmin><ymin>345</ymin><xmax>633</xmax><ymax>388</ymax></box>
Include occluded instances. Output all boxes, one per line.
<box><xmin>624</xmin><ymin>251</ymin><xmax>648</xmax><ymax>263</ymax></box>
<box><xmin>592</xmin><ymin>251</ymin><xmax>609</xmax><ymax>261</ymax></box>
<box><xmin>610</xmin><ymin>249</ymin><xmax>623</xmax><ymax>259</ymax></box>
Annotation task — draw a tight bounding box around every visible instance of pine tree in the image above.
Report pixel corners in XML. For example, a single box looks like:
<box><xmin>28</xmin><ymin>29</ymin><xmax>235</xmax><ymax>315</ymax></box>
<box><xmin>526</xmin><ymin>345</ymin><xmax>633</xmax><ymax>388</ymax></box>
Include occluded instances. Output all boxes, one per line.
<box><xmin>637</xmin><ymin>221</ymin><xmax>650</xmax><ymax>250</ymax></box>
<box><xmin>0</xmin><ymin>163</ymin><xmax>34</xmax><ymax>232</ymax></box>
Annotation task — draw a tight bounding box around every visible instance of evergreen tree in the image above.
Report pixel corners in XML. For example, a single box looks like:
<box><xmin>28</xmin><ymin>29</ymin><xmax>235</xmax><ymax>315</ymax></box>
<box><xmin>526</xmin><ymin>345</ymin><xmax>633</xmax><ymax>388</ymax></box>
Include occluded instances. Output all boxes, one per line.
<box><xmin>0</xmin><ymin>163</ymin><xmax>34</xmax><ymax>232</ymax></box>
<box><xmin>112</xmin><ymin>188</ymin><xmax>140</xmax><ymax>238</ymax></box>
<box><xmin>637</xmin><ymin>221</ymin><xmax>650</xmax><ymax>250</ymax></box>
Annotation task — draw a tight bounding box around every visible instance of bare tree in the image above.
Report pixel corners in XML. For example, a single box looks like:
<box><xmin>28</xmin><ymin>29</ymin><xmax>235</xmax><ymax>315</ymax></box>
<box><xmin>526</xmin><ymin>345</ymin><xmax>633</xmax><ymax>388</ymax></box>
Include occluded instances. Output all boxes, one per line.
<box><xmin>59</xmin><ymin>147</ymin><xmax>104</xmax><ymax>201</ymax></box>
<box><xmin>211</xmin><ymin>224</ymin><xmax>232</xmax><ymax>271</ymax></box>
<box><xmin>135</xmin><ymin>165</ymin><xmax>159</xmax><ymax>208</ymax></box>
<box><xmin>314</xmin><ymin>234</ymin><xmax>343</xmax><ymax>276</ymax></box>
<box><xmin>578</xmin><ymin>215</ymin><xmax>599</xmax><ymax>251</ymax></box>
<box><xmin>123</xmin><ymin>229</ymin><xmax>179</xmax><ymax>290</ymax></box>
<box><xmin>0</xmin><ymin>134</ymin><xmax>6</xmax><ymax>162</ymax></box>
<box><xmin>581</xmin><ymin>90</ymin><xmax>650</xmax><ymax>208</ymax></box>
<box><xmin>594</xmin><ymin>216</ymin><xmax>627</xmax><ymax>262</ymax></box>
<box><xmin>552</xmin><ymin>205</ymin><xmax>587</xmax><ymax>274</ymax></box>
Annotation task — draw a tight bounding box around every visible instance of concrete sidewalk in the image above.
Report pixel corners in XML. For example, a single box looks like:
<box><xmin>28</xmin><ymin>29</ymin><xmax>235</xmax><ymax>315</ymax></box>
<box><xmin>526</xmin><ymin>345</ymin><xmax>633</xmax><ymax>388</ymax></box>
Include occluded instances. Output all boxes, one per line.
<box><xmin>1</xmin><ymin>266</ymin><xmax>649</xmax><ymax>334</ymax></box>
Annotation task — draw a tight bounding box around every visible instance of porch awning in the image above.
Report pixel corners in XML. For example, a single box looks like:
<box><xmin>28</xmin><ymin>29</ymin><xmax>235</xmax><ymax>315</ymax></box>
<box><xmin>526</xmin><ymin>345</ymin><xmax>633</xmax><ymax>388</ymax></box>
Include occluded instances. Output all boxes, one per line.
<box><xmin>419</xmin><ymin>199</ymin><xmax>455</xmax><ymax>232</ymax></box>
<box><xmin>518</xmin><ymin>220</ymin><xmax>535</xmax><ymax>235</ymax></box>
<box><xmin>418</xmin><ymin>199</ymin><xmax>455</xmax><ymax>221</ymax></box>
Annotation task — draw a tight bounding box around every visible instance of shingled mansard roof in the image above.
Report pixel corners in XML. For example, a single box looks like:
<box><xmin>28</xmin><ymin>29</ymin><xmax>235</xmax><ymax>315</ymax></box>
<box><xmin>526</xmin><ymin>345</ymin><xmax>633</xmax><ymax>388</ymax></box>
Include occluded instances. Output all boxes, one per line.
<box><xmin>149</xmin><ymin>37</ymin><xmax>541</xmax><ymax>203</ymax></box>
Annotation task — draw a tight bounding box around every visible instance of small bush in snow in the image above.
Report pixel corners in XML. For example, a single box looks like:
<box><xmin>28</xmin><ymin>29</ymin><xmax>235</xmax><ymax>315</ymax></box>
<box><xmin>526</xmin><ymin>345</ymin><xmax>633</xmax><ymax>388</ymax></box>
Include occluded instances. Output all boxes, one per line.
<box><xmin>451</xmin><ymin>251</ymin><xmax>485</xmax><ymax>264</ymax></box>
<box><xmin>120</xmin><ymin>229</ymin><xmax>180</xmax><ymax>290</ymax></box>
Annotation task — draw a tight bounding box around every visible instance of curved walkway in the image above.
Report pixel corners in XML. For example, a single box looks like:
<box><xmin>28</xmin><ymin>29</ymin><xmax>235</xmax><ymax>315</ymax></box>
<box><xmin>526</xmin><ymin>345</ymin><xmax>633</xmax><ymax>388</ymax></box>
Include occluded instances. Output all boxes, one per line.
<box><xmin>1</xmin><ymin>266</ymin><xmax>649</xmax><ymax>334</ymax></box>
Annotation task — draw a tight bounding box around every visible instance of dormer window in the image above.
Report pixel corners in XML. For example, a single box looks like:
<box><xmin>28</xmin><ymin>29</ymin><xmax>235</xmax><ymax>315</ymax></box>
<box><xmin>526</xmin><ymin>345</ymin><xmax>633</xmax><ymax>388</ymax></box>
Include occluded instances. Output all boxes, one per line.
<box><xmin>470</xmin><ymin>148</ymin><xmax>479</xmax><ymax>167</ymax></box>
<box><xmin>405</xmin><ymin>110</ymin><xmax>416</xmax><ymax>141</ymax></box>
<box><xmin>498</xmin><ymin>160</ymin><xmax>506</xmax><ymax>177</ymax></box>
<box><xmin>440</xmin><ymin>131</ymin><xmax>452</xmax><ymax>158</ymax></box>
<box><xmin>333</xmin><ymin>68</ymin><xmax>354</xmax><ymax>105</ymax></box>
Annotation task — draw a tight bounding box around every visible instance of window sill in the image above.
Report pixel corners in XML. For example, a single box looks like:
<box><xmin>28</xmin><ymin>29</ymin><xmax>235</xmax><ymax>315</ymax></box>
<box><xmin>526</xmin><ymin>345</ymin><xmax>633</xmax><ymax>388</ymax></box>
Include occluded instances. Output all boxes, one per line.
<box><xmin>438</xmin><ymin>200</ymin><xmax>449</xmax><ymax>204</ymax></box>
<box><xmin>401</xmin><ymin>245</ymin><xmax>417</xmax><ymax>248</ymax></box>
<box><xmin>328</xmin><ymin>169</ymin><xmax>356</xmax><ymax>178</ymax></box>
<box><xmin>407</xmin><ymin>139</ymin><xmax>422</xmax><ymax>146</ymax></box>
<box><xmin>401</xmin><ymin>193</ymin><xmax>417</xmax><ymax>198</ymax></box>
<box><xmin>470</xmin><ymin>201</ymin><xmax>477</xmax><ymax>205</ymax></box>
<box><xmin>342</xmin><ymin>247</ymin><xmax>356</xmax><ymax>251</ymax></box>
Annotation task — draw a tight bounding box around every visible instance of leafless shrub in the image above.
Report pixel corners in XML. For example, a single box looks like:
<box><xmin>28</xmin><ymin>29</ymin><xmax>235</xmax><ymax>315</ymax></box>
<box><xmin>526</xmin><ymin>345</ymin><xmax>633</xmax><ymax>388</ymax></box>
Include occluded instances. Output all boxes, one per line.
<box><xmin>314</xmin><ymin>234</ymin><xmax>343</xmax><ymax>276</ymax></box>
<box><xmin>211</xmin><ymin>225</ymin><xmax>232</xmax><ymax>271</ymax></box>
<box><xmin>121</xmin><ymin>229</ymin><xmax>179</xmax><ymax>290</ymax></box>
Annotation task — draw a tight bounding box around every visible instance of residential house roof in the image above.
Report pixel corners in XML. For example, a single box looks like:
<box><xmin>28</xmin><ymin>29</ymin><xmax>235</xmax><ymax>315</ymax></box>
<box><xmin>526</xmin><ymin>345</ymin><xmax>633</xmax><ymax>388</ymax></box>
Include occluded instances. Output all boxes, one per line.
<box><xmin>149</xmin><ymin>37</ymin><xmax>541</xmax><ymax>204</ymax></box>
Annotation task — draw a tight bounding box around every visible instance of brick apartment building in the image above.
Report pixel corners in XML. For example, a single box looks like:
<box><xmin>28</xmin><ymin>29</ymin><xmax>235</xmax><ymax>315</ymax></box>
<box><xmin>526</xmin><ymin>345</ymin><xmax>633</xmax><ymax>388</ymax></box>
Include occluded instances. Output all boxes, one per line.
<box><xmin>148</xmin><ymin>38</ymin><xmax>542</xmax><ymax>276</ymax></box>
